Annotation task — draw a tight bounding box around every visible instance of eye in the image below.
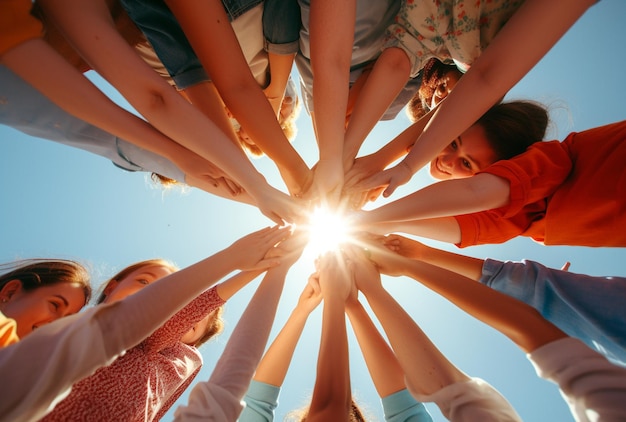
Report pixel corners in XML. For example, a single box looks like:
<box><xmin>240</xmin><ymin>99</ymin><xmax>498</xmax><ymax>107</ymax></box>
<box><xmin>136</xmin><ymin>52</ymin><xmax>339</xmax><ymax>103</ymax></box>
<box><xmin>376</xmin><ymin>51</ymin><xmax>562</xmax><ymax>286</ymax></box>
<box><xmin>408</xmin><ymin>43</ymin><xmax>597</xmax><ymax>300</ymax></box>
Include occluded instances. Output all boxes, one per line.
<box><xmin>462</xmin><ymin>158</ymin><xmax>472</xmax><ymax>170</ymax></box>
<box><xmin>49</xmin><ymin>300</ymin><xmax>61</xmax><ymax>311</ymax></box>
<box><xmin>137</xmin><ymin>278</ymin><xmax>150</xmax><ymax>285</ymax></box>
<box><xmin>450</xmin><ymin>140</ymin><xmax>458</xmax><ymax>150</ymax></box>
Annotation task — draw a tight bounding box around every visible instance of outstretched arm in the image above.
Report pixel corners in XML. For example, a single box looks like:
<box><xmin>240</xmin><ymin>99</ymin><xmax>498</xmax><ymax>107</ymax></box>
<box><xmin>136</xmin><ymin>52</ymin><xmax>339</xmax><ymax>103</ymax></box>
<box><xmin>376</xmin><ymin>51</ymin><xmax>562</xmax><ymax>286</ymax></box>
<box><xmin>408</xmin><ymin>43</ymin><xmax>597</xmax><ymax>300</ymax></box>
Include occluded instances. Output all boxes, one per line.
<box><xmin>164</xmin><ymin>0</ymin><xmax>311</xmax><ymax>197</ymax></box>
<box><xmin>377</xmin><ymin>0</ymin><xmax>596</xmax><ymax>197</ymax></box>
<box><xmin>345</xmin><ymin>295</ymin><xmax>407</xmax><ymax>399</ymax></box>
<box><xmin>36</xmin><ymin>0</ymin><xmax>301</xmax><ymax>225</ymax></box>
<box><xmin>358</xmin><ymin>173</ymin><xmax>510</xmax><ymax>228</ymax></box>
<box><xmin>308</xmin><ymin>0</ymin><xmax>356</xmax><ymax>203</ymax></box>
<box><xmin>361</xmin><ymin>239</ymin><xmax>567</xmax><ymax>353</ymax></box>
<box><xmin>308</xmin><ymin>253</ymin><xmax>353</xmax><ymax>421</ymax></box>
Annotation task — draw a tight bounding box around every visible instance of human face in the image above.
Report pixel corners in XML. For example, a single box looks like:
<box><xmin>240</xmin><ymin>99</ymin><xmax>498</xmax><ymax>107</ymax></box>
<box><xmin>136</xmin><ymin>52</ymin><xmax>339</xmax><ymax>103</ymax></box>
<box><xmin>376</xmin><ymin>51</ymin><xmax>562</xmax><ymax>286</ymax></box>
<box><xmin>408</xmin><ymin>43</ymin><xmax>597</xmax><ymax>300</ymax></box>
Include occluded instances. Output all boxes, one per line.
<box><xmin>430</xmin><ymin>69</ymin><xmax>462</xmax><ymax>110</ymax></box>
<box><xmin>429</xmin><ymin>124</ymin><xmax>498</xmax><ymax>180</ymax></box>
<box><xmin>103</xmin><ymin>264</ymin><xmax>174</xmax><ymax>304</ymax></box>
<box><xmin>0</xmin><ymin>282</ymin><xmax>87</xmax><ymax>338</ymax></box>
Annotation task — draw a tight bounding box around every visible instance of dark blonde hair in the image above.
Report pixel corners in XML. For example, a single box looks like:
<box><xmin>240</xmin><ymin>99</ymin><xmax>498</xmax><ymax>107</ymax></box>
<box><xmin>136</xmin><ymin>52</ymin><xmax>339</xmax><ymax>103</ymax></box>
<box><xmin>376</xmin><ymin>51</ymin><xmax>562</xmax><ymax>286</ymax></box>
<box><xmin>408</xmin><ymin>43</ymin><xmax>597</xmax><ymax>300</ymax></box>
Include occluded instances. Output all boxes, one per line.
<box><xmin>406</xmin><ymin>58</ymin><xmax>462</xmax><ymax>122</ymax></box>
<box><xmin>286</xmin><ymin>398</ymin><xmax>366</xmax><ymax>421</ymax></box>
<box><xmin>96</xmin><ymin>258</ymin><xmax>177</xmax><ymax>304</ymax></box>
<box><xmin>0</xmin><ymin>259</ymin><xmax>91</xmax><ymax>304</ymax></box>
<box><xmin>192</xmin><ymin>306</ymin><xmax>225</xmax><ymax>347</ymax></box>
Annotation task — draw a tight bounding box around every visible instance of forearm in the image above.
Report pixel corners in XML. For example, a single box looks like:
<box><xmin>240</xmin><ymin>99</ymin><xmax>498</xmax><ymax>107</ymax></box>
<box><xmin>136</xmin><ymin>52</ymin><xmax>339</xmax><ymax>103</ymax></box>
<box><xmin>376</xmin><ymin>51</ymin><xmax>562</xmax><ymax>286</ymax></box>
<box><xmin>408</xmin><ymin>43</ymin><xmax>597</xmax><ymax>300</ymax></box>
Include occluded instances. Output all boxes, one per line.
<box><xmin>413</xmin><ymin>244</ymin><xmax>485</xmax><ymax>281</ymax></box>
<box><xmin>366</xmin><ymin>218</ymin><xmax>463</xmax><ymax>244</ymax></box>
<box><xmin>309</xmin><ymin>296</ymin><xmax>351</xmax><ymax>420</ymax></box>
<box><xmin>365</xmin><ymin>174</ymin><xmax>510</xmax><ymax>223</ymax></box>
<box><xmin>309</xmin><ymin>0</ymin><xmax>355</xmax><ymax>163</ymax></box>
<box><xmin>253</xmin><ymin>306</ymin><xmax>310</xmax><ymax>387</ymax></box>
<box><xmin>346</xmin><ymin>301</ymin><xmax>406</xmax><ymax>398</ymax></box>
<box><xmin>216</xmin><ymin>270</ymin><xmax>264</xmax><ymax>301</ymax></box>
<box><xmin>402</xmin><ymin>0</ymin><xmax>595</xmax><ymax>174</ymax></box>
<box><xmin>362</xmin><ymin>285</ymin><xmax>468</xmax><ymax>396</ymax></box>
<box><xmin>343</xmin><ymin>48</ymin><xmax>411</xmax><ymax>164</ymax></box>
<box><xmin>402</xmin><ymin>260</ymin><xmax>566</xmax><ymax>353</ymax></box>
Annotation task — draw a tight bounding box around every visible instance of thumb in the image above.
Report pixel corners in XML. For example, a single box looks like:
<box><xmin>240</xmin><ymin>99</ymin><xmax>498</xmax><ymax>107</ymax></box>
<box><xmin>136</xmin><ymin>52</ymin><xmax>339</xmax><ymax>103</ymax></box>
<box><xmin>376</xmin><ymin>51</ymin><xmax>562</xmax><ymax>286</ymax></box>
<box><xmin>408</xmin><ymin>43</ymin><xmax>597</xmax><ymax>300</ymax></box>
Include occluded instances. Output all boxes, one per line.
<box><xmin>383</xmin><ymin>179</ymin><xmax>399</xmax><ymax>198</ymax></box>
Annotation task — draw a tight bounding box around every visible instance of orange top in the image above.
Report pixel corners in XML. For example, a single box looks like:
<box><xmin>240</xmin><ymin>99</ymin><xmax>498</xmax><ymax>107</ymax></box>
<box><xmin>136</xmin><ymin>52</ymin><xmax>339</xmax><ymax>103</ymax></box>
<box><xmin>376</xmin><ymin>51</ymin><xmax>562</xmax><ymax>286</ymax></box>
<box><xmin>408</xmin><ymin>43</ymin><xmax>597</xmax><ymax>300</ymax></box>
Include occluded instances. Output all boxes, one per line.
<box><xmin>0</xmin><ymin>312</ymin><xmax>20</xmax><ymax>348</ymax></box>
<box><xmin>455</xmin><ymin>120</ymin><xmax>626</xmax><ymax>247</ymax></box>
<box><xmin>0</xmin><ymin>0</ymin><xmax>43</xmax><ymax>55</ymax></box>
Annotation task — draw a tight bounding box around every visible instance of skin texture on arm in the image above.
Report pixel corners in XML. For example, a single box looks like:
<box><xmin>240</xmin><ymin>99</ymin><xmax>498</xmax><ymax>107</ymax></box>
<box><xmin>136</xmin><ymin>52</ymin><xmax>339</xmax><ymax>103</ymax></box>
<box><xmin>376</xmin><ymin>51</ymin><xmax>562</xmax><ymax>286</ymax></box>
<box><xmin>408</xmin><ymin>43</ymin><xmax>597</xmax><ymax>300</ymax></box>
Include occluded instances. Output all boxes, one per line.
<box><xmin>164</xmin><ymin>0</ymin><xmax>311</xmax><ymax>197</ymax></box>
<box><xmin>361</xmin><ymin>239</ymin><xmax>567</xmax><ymax>354</ymax></box>
<box><xmin>264</xmin><ymin>52</ymin><xmax>297</xmax><ymax>119</ymax></box>
<box><xmin>358</xmin><ymin>173</ymin><xmax>510</xmax><ymax>230</ymax></box>
<box><xmin>252</xmin><ymin>282</ymin><xmax>322</xmax><ymax>387</ymax></box>
<box><xmin>308</xmin><ymin>0</ymin><xmax>356</xmax><ymax>204</ymax></box>
<box><xmin>35</xmin><ymin>0</ymin><xmax>300</xmax><ymax>225</ymax></box>
<box><xmin>174</xmin><ymin>233</ymin><xmax>308</xmax><ymax>421</ymax></box>
<box><xmin>381</xmin><ymin>234</ymin><xmax>484</xmax><ymax>281</ymax></box>
<box><xmin>370</xmin><ymin>0</ymin><xmax>596</xmax><ymax>197</ymax></box>
<box><xmin>347</xmin><ymin>247</ymin><xmax>469</xmax><ymax>397</ymax></box>
<box><xmin>308</xmin><ymin>253</ymin><xmax>353</xmax><ymax>421</ymax></box>
<box><xmin>343</xmin><ymin>47</ymin><xmax>412</xmax><ymax>168</ymax></box>
<box><xmin>345</xmin><ymin>294</ymin><xmax>407</xmax><ymax>398</ymax></box>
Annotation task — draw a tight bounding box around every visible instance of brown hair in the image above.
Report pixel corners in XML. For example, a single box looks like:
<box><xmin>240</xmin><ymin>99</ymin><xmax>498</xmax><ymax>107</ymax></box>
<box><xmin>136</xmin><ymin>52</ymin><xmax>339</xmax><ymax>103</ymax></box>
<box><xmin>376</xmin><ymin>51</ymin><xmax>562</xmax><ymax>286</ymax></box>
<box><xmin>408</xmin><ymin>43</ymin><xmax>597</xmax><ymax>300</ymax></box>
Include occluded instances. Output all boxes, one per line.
<box><xmin>0</xmin><ymin>259</ymin><xmax>91</xmax><ymax>304</ymax></box>
<box><xmin>406</xmin><ymin>58</ymin><xmax>462</xmax><ymax>122</ymax></box>
<box><xmin>96</xmin><ymin>258</ymin><xmax>178</xmax><ymax>304</ymax></box>
<box><xmin>476</xmin><ymin>100</ymin><xmax>549</xmax><ymax>161</ymax></box>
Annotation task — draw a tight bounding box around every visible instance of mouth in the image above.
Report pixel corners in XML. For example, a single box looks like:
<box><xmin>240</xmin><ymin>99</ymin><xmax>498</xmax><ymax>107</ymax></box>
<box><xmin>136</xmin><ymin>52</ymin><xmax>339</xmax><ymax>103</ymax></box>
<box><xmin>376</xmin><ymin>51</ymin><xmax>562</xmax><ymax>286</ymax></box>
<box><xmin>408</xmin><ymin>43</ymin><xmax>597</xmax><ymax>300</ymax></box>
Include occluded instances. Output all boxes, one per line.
<box><xmin>435</xmin><ymin>158</ymin><xmax>450</xmax><ymax>175</ymax></box>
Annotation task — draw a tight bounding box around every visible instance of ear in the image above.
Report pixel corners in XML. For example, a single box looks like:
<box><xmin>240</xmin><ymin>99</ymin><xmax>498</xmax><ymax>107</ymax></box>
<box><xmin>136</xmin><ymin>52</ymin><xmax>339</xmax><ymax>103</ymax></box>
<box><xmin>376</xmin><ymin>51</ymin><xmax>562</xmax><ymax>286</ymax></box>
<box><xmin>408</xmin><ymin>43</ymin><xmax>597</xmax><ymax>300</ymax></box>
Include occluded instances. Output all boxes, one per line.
<box><xmin>0</xmin><ymin>279</ymin><xmax>23</xmax><ymax>303</ymax></box>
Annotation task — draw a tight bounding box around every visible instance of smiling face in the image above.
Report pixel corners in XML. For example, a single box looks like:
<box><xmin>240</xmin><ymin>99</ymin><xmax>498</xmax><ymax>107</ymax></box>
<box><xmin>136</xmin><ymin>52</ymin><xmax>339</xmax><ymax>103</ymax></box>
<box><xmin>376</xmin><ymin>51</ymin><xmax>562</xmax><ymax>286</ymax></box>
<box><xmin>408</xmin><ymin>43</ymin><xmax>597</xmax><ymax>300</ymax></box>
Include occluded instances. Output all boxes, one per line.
<box><xmin>429</xmin><ymin>124</ymin><xmax>499</xmax><ymax>180</ymax></box>
<box><xmin>102</xmin><ymin>264</ymin><xmax>174</xmax><ymax>304</ymax></box>
<box><xmin>0</xmin><ymin>281</ymin><xmax>87</xmax><ymax>338</ymax></box>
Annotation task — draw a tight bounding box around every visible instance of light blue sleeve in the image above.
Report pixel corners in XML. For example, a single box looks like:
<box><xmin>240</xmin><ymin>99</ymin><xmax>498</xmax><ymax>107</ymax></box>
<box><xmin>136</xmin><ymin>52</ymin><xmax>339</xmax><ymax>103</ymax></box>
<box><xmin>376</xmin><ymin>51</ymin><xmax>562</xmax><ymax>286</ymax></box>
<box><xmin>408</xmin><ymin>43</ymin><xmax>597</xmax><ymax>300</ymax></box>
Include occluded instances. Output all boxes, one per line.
<box><xmin>382</xmin><ymin>389</ymin><xmax>433</xmax><ymax>422</ymax></box>
<box><xmin>238</xmin><ymin>380</ymin><xmax>281</xmax><ymax>422</ymax></box>
<box><xmin>480</xmin><ymin>258</ymin><xmax>626</xmax><ymax>366</ymax></box>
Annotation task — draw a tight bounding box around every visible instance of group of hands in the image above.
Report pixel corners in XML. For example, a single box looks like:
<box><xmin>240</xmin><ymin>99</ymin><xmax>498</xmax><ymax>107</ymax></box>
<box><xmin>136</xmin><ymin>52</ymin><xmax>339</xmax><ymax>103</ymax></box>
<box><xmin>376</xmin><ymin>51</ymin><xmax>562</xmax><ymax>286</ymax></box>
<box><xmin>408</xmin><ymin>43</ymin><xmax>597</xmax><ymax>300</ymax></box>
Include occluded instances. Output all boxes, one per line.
<box><xmin>227</xmin><ymin>224</ymin><xmax>427</xmax><ymax>303</ymax></box>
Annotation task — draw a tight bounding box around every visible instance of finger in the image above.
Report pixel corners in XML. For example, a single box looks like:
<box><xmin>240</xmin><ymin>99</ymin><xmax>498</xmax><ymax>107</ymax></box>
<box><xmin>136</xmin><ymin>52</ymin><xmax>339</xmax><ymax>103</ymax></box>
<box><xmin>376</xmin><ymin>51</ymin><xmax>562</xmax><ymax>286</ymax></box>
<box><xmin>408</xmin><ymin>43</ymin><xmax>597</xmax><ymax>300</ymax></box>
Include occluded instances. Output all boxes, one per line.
<box><xmin>560</xmin><ymin>261</ymin><xmax>571</xmax><ymax>271</ymax></box>
<box><xmin>382</xmin><ymin>179</ymin><xmax>399</xmax><ymax>198</ymax></box>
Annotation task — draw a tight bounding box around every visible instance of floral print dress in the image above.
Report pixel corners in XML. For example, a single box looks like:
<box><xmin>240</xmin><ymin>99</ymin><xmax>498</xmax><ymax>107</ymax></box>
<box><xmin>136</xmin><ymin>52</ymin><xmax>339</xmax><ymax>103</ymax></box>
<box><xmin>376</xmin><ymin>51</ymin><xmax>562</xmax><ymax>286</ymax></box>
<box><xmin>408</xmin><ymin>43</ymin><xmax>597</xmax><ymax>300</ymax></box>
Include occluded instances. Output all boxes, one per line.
<box><xmin>384</xmin><ymin>0</ymin><xmax>525</xmax><ymax>77</ymax></box>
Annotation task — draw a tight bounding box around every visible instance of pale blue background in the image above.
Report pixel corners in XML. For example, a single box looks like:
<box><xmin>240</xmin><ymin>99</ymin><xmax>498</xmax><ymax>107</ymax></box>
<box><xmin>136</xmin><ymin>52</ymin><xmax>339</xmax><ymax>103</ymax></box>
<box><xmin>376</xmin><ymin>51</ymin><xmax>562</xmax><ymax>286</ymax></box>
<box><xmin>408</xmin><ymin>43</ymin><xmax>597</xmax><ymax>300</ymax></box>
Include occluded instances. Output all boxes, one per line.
<box><xmin>1</xmin><ymin>1</ymin><xmax>625</xmax><ymax>420</ymax></box>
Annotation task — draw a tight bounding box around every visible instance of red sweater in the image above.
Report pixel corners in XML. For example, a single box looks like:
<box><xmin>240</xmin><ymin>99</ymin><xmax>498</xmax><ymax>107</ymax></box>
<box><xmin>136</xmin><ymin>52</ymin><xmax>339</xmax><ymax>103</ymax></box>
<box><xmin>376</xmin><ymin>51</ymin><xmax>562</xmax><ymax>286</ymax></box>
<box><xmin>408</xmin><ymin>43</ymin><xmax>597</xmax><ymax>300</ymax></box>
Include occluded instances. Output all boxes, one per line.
<box><xmin>455</xmin><ymin>120</ymin><xmax>626</xmax><ymax>247</ymax></box>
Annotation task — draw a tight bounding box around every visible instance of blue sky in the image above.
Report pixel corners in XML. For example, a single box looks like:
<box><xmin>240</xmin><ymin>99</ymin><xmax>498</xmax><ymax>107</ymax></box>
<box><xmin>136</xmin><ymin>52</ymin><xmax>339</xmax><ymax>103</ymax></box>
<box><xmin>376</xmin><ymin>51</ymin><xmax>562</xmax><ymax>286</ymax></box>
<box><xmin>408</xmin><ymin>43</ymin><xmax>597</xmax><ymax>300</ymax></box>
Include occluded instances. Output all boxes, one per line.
<box><xmin>1</xmin><ymin>1</ymin><xmax>625</xmax><ymax>420</ymax></box>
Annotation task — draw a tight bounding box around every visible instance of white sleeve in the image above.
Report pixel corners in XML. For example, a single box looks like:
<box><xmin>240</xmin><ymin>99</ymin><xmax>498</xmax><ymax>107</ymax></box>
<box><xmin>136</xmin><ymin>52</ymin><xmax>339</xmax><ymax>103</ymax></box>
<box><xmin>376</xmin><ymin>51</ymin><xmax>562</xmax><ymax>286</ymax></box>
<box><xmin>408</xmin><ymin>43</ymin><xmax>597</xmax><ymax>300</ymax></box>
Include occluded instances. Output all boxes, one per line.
<box><xmin>0</xmin><ymin>307</ymin><xmax>111</xmax><ymax>422</ymax></box>
<box><xmin>528</xmin><ymin>337</ymin><xmax>626</xmax><ymax>422</ymax></box>
<box><xmin>410</xmin><ymin>377</ymin><xmax>522</xmax><ymax>422</ymax></box>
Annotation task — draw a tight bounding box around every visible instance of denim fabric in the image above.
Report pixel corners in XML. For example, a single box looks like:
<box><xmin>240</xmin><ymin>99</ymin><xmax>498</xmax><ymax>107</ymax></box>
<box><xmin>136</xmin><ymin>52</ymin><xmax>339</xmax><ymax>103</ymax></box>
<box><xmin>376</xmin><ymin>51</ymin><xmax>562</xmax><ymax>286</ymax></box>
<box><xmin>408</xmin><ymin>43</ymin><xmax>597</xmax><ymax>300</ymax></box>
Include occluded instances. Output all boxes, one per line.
<box><xmin>223</xmin><ymin>0</ymin><xmax>263</xmax><ymax>20</ymax></box>
<box><xmin>263</xmin><ymin>0</ymin><xmax>300</xmax><ymax>54</ymax></box>
<box><xmin>480</xmin><ymin>258</ymin><xmax>626</xmax><ymax>365</ymax></box>
<box><xmin>120</xmin><ymin>0</ymin><xmax>209</xmax><ymax>89</ymax></box>
<box><xmin>0</xmin><ymin>65</ymin><xmax>186</xmax><ymax>182</ymax></box>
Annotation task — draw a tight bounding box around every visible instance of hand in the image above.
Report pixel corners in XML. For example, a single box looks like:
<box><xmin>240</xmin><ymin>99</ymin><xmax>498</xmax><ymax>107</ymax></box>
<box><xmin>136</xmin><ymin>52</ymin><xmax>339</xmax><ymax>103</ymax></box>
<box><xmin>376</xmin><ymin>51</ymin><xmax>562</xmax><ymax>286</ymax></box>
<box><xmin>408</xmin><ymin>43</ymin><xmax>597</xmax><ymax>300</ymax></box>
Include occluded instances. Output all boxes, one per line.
<box><xmin>343</xmin><ymin>153</ymin><xmax>384</xmax><ymax>191</ymax></box>
<box><xmin>228</xmin><ymin>226</ymin><xmax>292</xmax><ymax>271</ymax></box>
<box><xmin>297</xmin><ymin>277</ymin><xmax>323</xmax><ymax>314</ymax></box>
<box><xmin>358</xmin><ymin>237</ymin><xmax>412</xmax><ymax>278</ymax></box>
<box><xmin>381</xmin><ymin>234</ymin><xmax>427</xmax><ymax>260</ymax></box>
<box><xmin>351</xmin><ymin>161</ymin><xmax>414</xmax><ymax>199</ymax></box>
<box><xmin>317</xmin><ymin>251</ymin><xmax>352</xmax><ymax>301</ymax></box>
<box><xmin>310</xmin><ymin>159</ymin><xmax>344</xmax><ymax>207</ymax></box>
<box><xmin>215</xmin><ymin>176</ymin><xmax>244</xmax><ymax>197</ymax></box>
<box><xmin>265</xmin><ymin>229</ymin><xmax>308</xmax><ymax>267</ymax></box>
<box><xmin>343</xmin><ymin>245</ymin><xmax>382</xmax><ymax>295</ymax></box>
<box><xmin>252</xmin><ymin>185</ymin><xmax>306</xmax><ymax>226</ymax></box>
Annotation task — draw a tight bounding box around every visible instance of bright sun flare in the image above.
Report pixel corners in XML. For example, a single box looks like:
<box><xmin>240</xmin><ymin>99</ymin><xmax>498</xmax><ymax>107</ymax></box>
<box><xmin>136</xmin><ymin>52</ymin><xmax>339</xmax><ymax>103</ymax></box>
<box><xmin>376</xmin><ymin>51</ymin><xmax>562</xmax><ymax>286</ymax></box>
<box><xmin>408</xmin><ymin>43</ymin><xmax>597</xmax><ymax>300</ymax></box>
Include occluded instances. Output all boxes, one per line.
<box><xmin>302</xmin><ymin>206</ymin><xmax>353</xmax><ymax>257</ymax></box>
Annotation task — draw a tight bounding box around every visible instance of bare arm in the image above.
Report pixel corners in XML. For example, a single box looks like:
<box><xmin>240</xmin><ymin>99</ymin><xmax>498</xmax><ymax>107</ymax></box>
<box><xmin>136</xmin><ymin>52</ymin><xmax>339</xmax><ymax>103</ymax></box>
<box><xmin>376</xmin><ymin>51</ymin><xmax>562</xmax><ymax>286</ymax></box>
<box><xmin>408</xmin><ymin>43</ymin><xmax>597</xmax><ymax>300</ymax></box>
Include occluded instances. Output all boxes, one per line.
<box><xmin>36</xmin><ymin>0</ymin><xmax>300</xmax><ymax>225</ymax></box>
<box><xmin>381</xmin><ymin>234</ymin><xmax>484</xmax><ymax>281</ymax></box>
<box><xmin>348</xmin><ymin>248</ymin><xmax>469</xmax><ymax>397</ymax></box>
<box><xmin>252</xmin><ymin>282</ymin><xmax>322</xmax><ymax>387</ymax></box>
<box><xmin>308</xmin><ymin>253</ymin><xmax>353</xmax><ymax>421</ymax></box>
<box><xmin>385</xmin><ymin>0</ymin><xmax>596</xmax><ymax>197</ymax></box>
<box><xmin>362</xmin><ymin>240</ymin><xmax>567</xmax><ymax>354</ymax></box>
<box><xmin>345</xmin><ymin>297</ymin><xmax>407</xmax><ymax>398</ymax></box>
<box><xmin>165</xmin><ymin>0</ymin><xmax>311</xmax><ymax>196</ymax></box>
<box><xmin>360</xmin><ymin>173</ymin><xmax>510</xmax><ymax>227</ymax></box>
<box><xmin>343</xmin><ymin>47</ymin><xmax>412</xmax><ymax>167</ymax></box>
<box><xmin>308</xmin><ymin>0</ymin><xmax>356</xmax><ymax>203</ymax></box>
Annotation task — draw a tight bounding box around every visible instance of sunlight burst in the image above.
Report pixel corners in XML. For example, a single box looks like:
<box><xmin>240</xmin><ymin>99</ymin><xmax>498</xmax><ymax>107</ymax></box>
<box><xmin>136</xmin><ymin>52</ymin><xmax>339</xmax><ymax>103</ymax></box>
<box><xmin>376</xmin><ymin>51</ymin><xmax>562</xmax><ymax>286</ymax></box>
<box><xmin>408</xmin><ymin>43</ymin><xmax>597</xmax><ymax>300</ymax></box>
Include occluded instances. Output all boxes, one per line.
<box><xmin>302</xmin><ymin>206</ymin><xmax>352</xmax><ymax>257</ymax></box>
